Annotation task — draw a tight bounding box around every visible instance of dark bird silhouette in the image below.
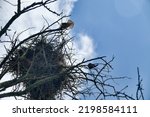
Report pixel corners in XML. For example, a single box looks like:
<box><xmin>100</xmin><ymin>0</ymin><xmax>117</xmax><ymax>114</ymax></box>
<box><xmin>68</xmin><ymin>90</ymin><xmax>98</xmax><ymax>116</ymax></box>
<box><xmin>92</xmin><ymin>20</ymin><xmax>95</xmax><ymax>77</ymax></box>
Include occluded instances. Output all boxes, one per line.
<box><xmin>59</xmin><ymin>20</ymin><xmax>74</xmax><ymax>30</ymax></box>
<box><xmin>88</xmin><ymin>63</ymin><xmax>99</xmax><ymax>69</ymax></box>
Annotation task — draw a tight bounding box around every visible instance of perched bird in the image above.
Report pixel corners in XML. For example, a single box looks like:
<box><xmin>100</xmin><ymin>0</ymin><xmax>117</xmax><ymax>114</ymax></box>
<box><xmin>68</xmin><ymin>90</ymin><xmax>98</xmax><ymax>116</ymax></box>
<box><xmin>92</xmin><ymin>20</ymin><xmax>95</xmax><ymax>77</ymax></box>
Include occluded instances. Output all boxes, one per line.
<box><xmin>88</xmin><ymin>63</ymin><xmax>99</xmax><ymax>69</ymax></box>
<box><xmin>59</xmin><ymin>20</ymin><xmax>74</xmax><ymax>30</ymax></box>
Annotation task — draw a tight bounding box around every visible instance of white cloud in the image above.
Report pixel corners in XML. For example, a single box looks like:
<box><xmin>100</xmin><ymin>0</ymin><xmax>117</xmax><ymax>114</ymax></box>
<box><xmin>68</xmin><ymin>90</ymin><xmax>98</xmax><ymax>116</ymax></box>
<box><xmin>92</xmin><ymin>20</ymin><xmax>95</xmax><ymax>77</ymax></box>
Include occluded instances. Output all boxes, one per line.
<box><xmin>58</xmin><ymin>0</ymin><xmax>78</xmax><ymax>15</ymax></box>
<box><xmin>0</xmin><ymin>0</ymin><xmax>78</xmax><ymax>40</ymax></box>
<box><xmin>73</xmin><ymin>33</ymin><xmax>95</xmax><ymax>61</ymax></box>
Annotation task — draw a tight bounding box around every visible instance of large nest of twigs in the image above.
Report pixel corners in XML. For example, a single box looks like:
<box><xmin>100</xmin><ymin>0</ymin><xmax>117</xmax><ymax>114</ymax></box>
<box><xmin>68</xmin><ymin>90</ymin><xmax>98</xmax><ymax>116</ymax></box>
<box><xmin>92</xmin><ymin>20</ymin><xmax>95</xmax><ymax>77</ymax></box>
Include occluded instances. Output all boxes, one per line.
<box><xmin>8</xmin><ymin>38</ymin><xmax>67</xmax><ymax>99</ymax></box>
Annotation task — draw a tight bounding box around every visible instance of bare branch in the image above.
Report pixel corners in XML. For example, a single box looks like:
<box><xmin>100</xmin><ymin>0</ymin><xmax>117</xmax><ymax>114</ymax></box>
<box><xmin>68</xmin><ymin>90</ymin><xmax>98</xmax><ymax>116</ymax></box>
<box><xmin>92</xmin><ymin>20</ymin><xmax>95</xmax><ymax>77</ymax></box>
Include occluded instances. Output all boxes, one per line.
<box><xmin>17</xmin><ymin>0</ymin><xmax>21</xmax><ymax>13</ymax></box>
<box><xmin>136</xmin><ymin>67</ymin><xmax>144</xmax><ymax>100</ymax></box>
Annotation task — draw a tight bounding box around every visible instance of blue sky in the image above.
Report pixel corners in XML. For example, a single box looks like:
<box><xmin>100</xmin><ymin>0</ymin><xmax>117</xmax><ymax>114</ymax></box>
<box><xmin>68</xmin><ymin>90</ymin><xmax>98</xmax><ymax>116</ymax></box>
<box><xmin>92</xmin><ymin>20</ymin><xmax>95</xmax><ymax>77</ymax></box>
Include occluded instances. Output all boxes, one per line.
<box><xmin>71</xmin><ymin>0</ymin><xmax>150</xmax><ymax>99</ymax></box>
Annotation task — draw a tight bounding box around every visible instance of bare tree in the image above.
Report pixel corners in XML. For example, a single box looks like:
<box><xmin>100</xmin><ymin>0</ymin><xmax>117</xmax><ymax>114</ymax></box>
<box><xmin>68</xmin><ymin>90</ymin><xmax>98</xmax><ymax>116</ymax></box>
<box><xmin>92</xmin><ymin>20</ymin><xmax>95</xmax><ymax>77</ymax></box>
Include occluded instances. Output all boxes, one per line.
<box><xmin>0</xmin><ymin>0</ymin><xmax>144</xmax><ymax>100</ymax></box>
